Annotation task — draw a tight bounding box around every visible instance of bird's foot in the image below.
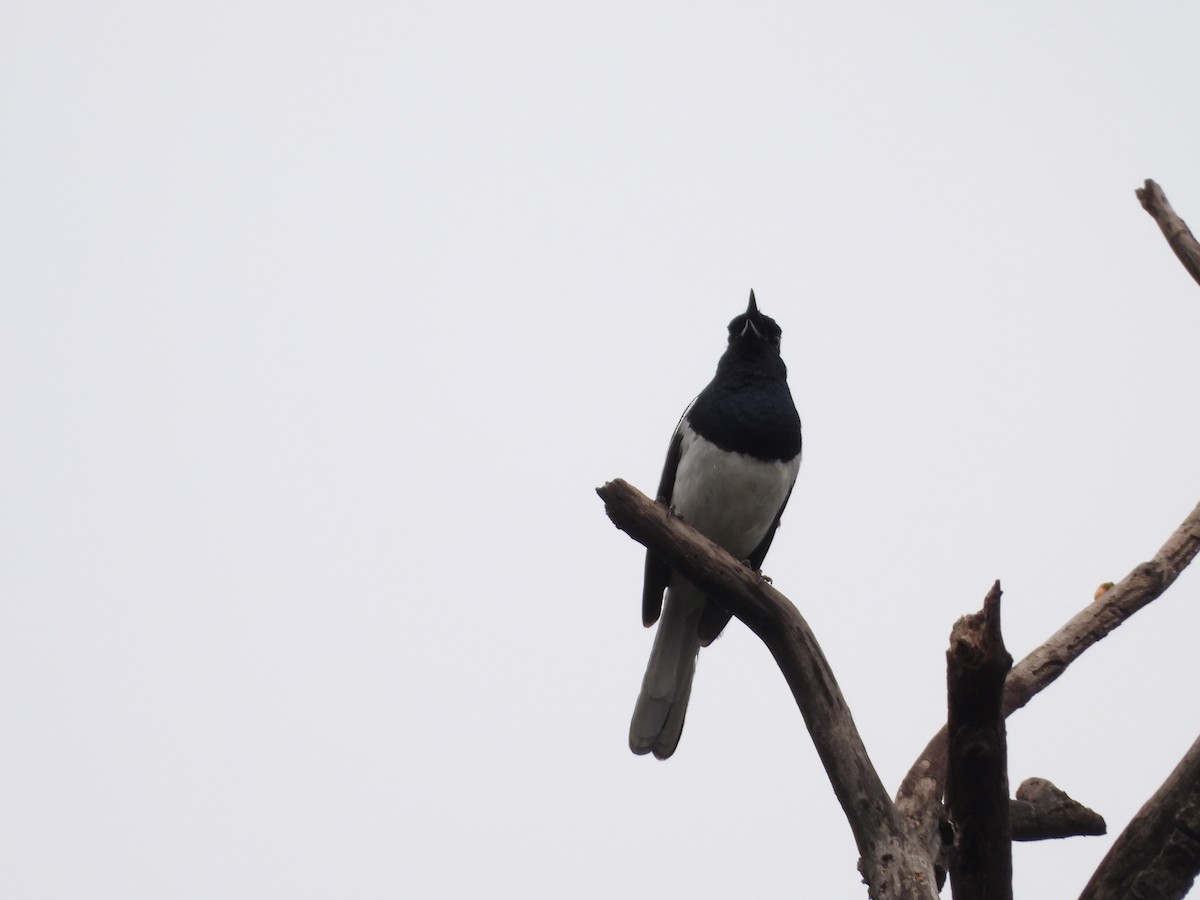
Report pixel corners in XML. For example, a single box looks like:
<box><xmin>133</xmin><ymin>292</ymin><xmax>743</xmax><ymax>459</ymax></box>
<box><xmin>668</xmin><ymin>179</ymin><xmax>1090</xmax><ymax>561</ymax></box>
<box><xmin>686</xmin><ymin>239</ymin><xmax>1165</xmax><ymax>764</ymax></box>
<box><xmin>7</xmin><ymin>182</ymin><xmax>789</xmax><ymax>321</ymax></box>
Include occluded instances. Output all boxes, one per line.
<box><xmin>741</xmin><ymin>560</ymin><xmax>771</xmax><ymax>584</ymax></box>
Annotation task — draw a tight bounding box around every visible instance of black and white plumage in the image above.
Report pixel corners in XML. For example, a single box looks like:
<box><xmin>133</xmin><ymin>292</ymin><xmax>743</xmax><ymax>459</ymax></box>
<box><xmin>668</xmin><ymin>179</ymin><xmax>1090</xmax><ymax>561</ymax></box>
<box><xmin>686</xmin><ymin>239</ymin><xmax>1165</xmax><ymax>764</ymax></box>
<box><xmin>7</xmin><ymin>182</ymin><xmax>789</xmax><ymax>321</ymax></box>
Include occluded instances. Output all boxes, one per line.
<box><xmin>630</xmin><ymin>291</ymin><xmax>802</xmax><ymax>759</ymax></box>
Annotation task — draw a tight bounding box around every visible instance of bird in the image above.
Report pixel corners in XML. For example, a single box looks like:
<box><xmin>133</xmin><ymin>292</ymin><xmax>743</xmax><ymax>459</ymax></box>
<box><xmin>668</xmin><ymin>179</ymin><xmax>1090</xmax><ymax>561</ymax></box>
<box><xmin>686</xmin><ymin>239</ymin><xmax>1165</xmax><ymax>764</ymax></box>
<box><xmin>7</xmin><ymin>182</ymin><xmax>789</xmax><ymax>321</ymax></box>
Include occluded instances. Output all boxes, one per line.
<box><xmin>630</xmin><ymin>290</ymin><xmax>802</xmax><ymax>759</ymax></box>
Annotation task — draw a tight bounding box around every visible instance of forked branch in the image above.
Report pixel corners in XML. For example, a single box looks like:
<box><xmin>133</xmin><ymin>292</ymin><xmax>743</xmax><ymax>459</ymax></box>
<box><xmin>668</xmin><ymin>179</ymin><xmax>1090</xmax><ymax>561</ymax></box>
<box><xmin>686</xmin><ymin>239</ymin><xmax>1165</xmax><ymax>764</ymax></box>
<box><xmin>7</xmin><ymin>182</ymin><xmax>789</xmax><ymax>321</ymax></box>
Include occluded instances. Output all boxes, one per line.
<box><xmin>605</xmin><ymin>180</ymin><xmax>1200</xmax><ymax>897</ymax></box>
<box><xmin>897</xmin><ymin>179</ymin><xmax>1200</xmax><ymax>890</ymax></box>
<box><xmin>896</xmin><ymin>498</ymin><xmax>1200</xmax><ymax>852</ymax></box>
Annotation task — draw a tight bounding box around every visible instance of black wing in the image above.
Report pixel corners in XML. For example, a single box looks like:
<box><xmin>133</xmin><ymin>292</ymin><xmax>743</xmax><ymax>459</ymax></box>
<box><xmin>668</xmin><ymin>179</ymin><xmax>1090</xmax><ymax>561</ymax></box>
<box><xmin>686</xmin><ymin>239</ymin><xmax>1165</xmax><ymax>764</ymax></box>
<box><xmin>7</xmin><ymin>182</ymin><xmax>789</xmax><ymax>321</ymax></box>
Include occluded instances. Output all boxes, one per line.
<box><xmin>641</xmin><ymin>423</ymin><xmax>684</xmax><ymax>627</ymax></box>
<box><xmin>696</xmin><ymin>482</ymin><xmax>795</xmax><ymax>645</ymax></box>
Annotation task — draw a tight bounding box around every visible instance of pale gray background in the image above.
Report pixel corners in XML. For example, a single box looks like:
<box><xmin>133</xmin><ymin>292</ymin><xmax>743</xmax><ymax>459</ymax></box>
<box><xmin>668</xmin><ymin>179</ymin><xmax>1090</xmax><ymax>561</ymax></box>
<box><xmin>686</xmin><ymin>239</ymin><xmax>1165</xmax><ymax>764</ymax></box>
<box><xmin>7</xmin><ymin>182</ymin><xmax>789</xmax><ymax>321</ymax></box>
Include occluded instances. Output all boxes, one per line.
<box><xmin>3</xmin><ymin>2</ymin><xmax>1199</xmax><ymax>897</ymax></box>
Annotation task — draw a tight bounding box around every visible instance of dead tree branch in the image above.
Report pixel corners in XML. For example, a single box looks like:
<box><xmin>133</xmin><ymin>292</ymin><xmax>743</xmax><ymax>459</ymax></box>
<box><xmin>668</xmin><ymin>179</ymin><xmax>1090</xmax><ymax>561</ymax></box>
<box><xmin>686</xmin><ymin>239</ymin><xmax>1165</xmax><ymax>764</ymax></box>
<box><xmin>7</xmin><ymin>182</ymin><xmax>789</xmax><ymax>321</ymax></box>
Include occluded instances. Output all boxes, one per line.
<box><xmin>945</xmin><ymin>582</ymin><xmax>1014</xmax><ymax>900</ymax></box>
<box><xmin>1136</xmin><ymin>179</ymin><xmax>1200</xmax><ymax>288</ymax></box>
<box><xmin>606</xmin><ymin>180</ymin><xmax>1199</xmax><ymax>897</ymax></box>
<box><xmin>597</xmin><ymin>477</ymin><xmax>940</xmax><ymax>900</ymax></box>
<box><xmin>1009</xmin><ymin>779</ymin><xmax>1105</xmax><ymax>842</ymax></box>
<box><xmin>896</xmin><ymin>499</ymin><xmax>1200</xmax><ymax>860</ymax></box>
<box><xmin>894</xmin><ymin>178</ymin><xmax>1200</xmax><ymax>888</ymax></box>
<box><xmin>1079</xmin><ymin>734</ymin><xmax>1200</xmax><ymax>900</ymax></box>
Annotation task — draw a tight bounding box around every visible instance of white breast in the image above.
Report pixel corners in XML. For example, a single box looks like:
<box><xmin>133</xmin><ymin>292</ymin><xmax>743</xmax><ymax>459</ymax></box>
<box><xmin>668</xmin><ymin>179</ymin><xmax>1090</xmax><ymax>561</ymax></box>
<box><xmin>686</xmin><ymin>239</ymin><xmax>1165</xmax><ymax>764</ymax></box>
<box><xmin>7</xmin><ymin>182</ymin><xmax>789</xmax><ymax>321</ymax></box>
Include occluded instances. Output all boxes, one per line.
<box><xmin>670</xmin><ymin>421</ymin><xmax>800</xmax><ymax>561</ymax></box>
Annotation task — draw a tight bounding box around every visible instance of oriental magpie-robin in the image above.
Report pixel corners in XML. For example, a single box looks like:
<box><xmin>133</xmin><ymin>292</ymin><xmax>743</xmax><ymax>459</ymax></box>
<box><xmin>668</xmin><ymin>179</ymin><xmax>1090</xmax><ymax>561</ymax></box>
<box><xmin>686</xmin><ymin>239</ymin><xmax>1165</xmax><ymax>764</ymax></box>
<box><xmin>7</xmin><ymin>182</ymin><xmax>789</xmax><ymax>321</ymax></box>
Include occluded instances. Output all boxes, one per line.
<box><xmin>630</xmin><ymin>291</ymin><xmax>802</xmax><ymax>759</ymax></box>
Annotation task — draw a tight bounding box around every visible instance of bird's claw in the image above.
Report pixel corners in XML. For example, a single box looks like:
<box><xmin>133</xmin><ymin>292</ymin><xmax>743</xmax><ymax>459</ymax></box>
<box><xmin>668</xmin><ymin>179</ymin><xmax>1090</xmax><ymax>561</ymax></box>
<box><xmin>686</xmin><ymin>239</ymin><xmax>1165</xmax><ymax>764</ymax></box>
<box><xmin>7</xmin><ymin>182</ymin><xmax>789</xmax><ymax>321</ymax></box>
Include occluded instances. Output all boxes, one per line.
<box><xmin>741</xmin><ymin>560</ymin><xmax>771</xmax><ymax>584</ymax></box>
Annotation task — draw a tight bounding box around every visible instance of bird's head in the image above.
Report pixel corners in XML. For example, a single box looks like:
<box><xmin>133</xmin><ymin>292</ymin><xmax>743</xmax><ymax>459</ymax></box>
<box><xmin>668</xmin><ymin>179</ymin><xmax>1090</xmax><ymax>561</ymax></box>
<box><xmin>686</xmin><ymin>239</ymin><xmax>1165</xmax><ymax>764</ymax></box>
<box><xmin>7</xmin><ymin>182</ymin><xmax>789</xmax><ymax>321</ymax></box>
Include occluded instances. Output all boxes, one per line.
<box><xmin>726</xmin><ymin>290</ymin><xmax>783</xmax><ymax>350</ymax></box>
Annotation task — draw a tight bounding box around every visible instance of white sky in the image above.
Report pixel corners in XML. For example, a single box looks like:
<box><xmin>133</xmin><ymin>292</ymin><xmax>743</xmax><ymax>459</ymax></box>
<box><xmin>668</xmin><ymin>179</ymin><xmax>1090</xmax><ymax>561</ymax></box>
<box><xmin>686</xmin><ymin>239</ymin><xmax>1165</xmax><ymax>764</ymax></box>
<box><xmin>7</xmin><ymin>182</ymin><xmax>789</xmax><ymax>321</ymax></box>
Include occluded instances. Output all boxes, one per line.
<box><xmin>4</xmin><ymin>2</ymin><xmax>1200</xmax><ymax>897</ymax></box>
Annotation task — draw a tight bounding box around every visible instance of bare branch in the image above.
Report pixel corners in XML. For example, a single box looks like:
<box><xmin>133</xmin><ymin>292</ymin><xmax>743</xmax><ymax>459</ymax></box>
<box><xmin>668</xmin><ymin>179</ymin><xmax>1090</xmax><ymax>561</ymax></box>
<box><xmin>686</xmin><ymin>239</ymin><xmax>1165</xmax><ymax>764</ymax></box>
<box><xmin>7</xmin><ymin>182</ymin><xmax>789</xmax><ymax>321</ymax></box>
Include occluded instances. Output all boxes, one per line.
<box><xmin>896</xmin><ymin>500</ymin><xmax>1200</xmax><ymax>861</ymax></box>
<box><xmin>1004</xmin><ymin>503</ymin><xmax>1200</xmax><ymax>716</ymax></box>
<box><xmin>1080</xmin><ymin>735</ymin><xmax>1200</xmax><ymax>900</ymax></box>
<box><xmin>1009</xmin><ymin>778</ymin><xmax>1105</xmax><ymax>841</ymax></box>
<box><xmin>946</xmin><ymin>582</ymin><xmax>1013</xmax><ymax>900</ymax></box>
<box><xmin>597</xmin><ymin>478</ymin><xmax>940</xmax><ymax>900</ymax></box>
<box><xmin>1136</xmin><ymin>179</ymin><xmax>1200</xmax><ymax>288</ymax></box>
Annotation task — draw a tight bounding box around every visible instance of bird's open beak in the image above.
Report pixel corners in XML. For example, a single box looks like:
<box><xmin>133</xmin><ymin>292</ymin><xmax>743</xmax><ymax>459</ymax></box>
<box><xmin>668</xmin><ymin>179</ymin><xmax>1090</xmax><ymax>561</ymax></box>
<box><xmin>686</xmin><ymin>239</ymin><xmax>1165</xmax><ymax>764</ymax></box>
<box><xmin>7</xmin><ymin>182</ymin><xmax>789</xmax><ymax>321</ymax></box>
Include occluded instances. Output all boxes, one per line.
<box><xmin>741</xmin><ymin>289</ymin><xmax>763</xmax><ymax>338</ymax></box>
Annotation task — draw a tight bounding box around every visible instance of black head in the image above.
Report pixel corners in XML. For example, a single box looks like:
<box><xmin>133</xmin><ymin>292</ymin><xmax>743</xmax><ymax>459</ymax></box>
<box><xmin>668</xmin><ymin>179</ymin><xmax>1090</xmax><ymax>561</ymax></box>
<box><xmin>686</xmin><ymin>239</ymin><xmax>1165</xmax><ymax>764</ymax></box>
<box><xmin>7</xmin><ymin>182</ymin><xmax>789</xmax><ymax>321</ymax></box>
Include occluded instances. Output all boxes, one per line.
<box><xmin>726</xmin><ymin>289</ymin><xmax>783</xmax><ymax>350</ymax></box>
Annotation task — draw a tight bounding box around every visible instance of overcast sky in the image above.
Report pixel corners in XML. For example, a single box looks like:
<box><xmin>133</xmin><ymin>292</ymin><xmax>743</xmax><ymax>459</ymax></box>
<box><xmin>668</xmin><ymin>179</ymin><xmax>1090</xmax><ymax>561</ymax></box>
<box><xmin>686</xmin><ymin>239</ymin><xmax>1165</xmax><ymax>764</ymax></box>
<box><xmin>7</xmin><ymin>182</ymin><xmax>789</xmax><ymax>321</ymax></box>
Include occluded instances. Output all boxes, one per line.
<box><xmin>4</xmin><ymin>3</ymin><xmax>1200</xmax><ymax>898</ymax></box>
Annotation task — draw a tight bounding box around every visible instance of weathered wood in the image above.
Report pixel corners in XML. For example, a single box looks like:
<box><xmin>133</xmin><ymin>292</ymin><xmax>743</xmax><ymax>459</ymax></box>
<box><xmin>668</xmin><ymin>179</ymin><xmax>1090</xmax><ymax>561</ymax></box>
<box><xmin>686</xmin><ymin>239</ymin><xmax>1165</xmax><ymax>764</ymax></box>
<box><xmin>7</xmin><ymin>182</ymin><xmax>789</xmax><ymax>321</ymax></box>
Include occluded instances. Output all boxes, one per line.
<box><xmin>1079</xmin><ymin>735</ymin><xmax>1200</xmax><ymax>900</ymax></box>
<box><xmin>1136</xmin><ymin>179</ymin><xmax>1200</xmax><ymax>289</ymax></box>
<box><xmin>597</xmin><ymin>478</ymin><xmax>940</xmax><ymax>900</ymax></box>
<box><xmin>1009</xmin><ymin>778</ymin><xmax>1105</xmax><ymax>841</ymax></box>
<box><xmin>945</xmin><ymin>582</ymin><xmax>1013</xmax><ymax>900</ymax></box>
<box><xmin>898</xmin><ymin>181</ymin><xmax>1200</xmax><ymax>854</ymax></box>
<box><xmin>896</xmin><ymin>499</ymin><xmax>1200</xmax><ymax>865</ymax></box>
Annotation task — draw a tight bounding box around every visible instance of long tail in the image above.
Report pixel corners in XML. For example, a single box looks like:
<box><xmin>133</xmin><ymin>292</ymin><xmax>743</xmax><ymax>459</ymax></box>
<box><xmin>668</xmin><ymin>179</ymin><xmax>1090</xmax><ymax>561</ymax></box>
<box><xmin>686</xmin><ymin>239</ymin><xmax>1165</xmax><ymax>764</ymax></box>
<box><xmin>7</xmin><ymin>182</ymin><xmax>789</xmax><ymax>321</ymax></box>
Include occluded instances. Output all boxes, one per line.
<box><xmin>629</xmin><ymin>584</ymin><xmax>704</xmax><ymax>759</ymax></box>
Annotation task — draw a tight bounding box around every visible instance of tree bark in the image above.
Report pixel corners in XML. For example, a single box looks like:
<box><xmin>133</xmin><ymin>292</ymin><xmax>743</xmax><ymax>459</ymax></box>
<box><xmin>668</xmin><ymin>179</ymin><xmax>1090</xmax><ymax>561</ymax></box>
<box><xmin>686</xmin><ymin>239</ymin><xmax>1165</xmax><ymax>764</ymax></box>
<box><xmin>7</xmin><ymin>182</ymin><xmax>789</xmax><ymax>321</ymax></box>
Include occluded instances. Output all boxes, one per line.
<box><xmin>1079</xmin><ymin>735</ymin><xmax>1200</xmax><ymax>900</ymax></box>
<box><xmin>945</xmin><ymin>582</ymin><xmax>1013</xmax><ymax>900</ymax></box>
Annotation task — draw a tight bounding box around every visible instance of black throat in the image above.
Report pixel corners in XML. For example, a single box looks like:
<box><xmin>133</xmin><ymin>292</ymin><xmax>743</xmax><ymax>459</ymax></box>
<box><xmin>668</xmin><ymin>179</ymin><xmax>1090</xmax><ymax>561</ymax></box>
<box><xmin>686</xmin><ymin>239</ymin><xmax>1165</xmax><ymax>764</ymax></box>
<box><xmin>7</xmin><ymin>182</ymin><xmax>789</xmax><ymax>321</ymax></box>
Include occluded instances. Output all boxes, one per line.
<box><xmin>686</xmin><ymin>342</ymin><xmax>802</xmax><ymax>462</ymax></box>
